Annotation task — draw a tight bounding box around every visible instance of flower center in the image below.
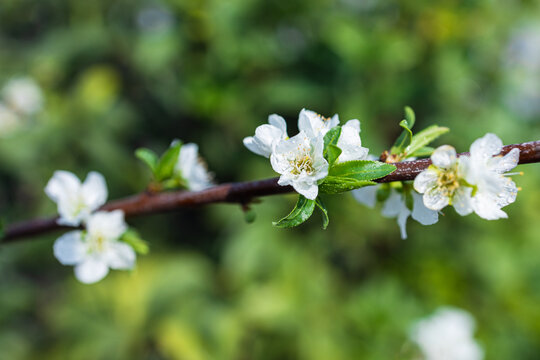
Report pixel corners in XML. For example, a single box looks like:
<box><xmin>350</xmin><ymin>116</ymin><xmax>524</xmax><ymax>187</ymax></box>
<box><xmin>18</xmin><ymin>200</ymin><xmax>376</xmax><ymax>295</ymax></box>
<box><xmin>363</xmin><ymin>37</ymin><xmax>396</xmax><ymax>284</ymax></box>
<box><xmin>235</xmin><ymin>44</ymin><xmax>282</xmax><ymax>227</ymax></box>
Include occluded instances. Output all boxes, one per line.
<box><xmin>88</xmin><ymin>233</ymin><xmax>107</xmax><ymax>253</ymax></box>
<box><xmin>435</xmin><ymin>165</ymin><xmax>461</xmax><ymax>198</ymax></box>
<box><xmin>290</xmin><ymin>154</ymin><xmax>314</xmax><ymax>175</ymax></box>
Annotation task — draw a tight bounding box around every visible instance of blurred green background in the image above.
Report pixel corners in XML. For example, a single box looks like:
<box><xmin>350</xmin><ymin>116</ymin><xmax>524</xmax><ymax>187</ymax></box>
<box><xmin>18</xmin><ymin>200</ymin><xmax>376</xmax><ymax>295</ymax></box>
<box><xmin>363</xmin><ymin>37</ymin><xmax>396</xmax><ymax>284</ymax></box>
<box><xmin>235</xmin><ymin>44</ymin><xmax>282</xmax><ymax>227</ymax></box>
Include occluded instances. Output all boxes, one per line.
<box><xmin>1</xmin><ymin>0</ymin><xmax>540</xmax><ymax>359</ymax></box>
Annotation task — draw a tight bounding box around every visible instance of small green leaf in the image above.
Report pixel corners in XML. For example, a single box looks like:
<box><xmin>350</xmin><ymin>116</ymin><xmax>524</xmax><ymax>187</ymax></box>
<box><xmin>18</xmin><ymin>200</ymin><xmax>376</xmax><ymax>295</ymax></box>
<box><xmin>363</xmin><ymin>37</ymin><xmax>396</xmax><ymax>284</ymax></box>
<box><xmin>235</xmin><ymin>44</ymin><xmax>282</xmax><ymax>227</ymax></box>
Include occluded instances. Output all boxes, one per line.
<box><xmin>319</xmin><ymin>177</ymin><xmax>376</xmax><ymax>194</ymax></box>
<box><xmin>408</xmin><ymin>146</ymin><xmax>434</xmax><ymax>157</ymax></box>
<box><xmin>155</xmin><ymin>142</ymin><xmax>182</xmax><ymax>181</ymax></box>
<box><xmin>391</xmin><ymin>120</ymin><xmax>413</xmax><ymax>154</ymax></box>
<box><xmin>135</xmin><ymin>148</ymin><xmax>159</xmax><ymax>174</ymax></box>
<box><xmin>324</xmin><ymin>126</ymin><xmax>342</xmax><ymax>148</ymax></box>
<box><xmin>407</xmin><ymin>125</ymin><xmax>449</xmax><ymax>157</ymax></box>
<box><xmin>273</xmin><ymin>195</ymin><xmax>316</xmax><ymax>228</ymax></box>
<box><xmin>404</xmin><ymin>106</ymin><xmax>415</xmax><ymax>129</ymax></box>
<box><xmin>315</xmin><ymin>197</ymin><xmax>329</xmax><ymax>229</ymax></box>
<box><xmin>323</xmin><ymin>126</ymin><xmax>342</xmax><ymax>163</ymax></box>
<box><xmin>325</xmin><ymin>144</ymin><xmax>342</xmax><ymax>167</ymax></box>
<box><xmin>390</xmin><ymin>106</ymin><xmax>416</xmax><ymax>154</ymax></box>
<box><xmin>121</xmin><ymin>229</ymin><xmax>149</xmax><ymax>255</ymax></box>
<box><xmin>328</xmin><ymin>160</ymin><xmax>396</xmax><ymax>181</ymax></box>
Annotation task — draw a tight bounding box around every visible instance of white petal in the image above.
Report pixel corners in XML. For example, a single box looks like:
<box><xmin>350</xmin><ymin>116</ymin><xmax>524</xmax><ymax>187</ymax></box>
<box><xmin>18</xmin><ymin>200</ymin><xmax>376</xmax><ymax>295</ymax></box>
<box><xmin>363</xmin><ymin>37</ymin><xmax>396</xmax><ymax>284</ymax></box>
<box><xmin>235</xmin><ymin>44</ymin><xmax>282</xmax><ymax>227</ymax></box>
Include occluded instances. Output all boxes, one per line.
<box><xmin>177</xmin><ymin>143</ymin><xmax>198</xmax><ymax>175</ymax></box>
<box><xmin>293</xmin><ymin>181</ymin><xmax>318</xmax><ymax>200</ymax></box>
<box><xmin>352</xmin><ymin>185</ymin><xmax>378</xmax><ymax>208</ymax></box>
<box><xmin>45</xmin><ymin>171</ymin><xmax>86</xmax><ymax>226</ymax></box>
<box><xmin>381</xmin><ymin>190</ymin><xmax>406</xmax><ymax>218</ymax></box>
<box><xmin>277</xmin><ymin>174</ymin><xmax>293</xmax><ymax>186</ymax></box>
<box><xmin>396</xmin><ymin>205</ymin><xmax>411</xmax><ymax>240</ymax></box>
<box><xmin>381</xmin><ymin>190</ymin><xmax>411</xmax><ymax>238</ymax></box>
<box><xmin>53</xmin><ymin>231</ymin><xmax>86</xmax><ymax>265</ymax></box>
<box><xmin>337</xmin><ymin>120</ymin><xmax>369</xmax><ymax>162</ymax></box>
<box><xmin>243</xmin><ymin>136</ymin><xmax>269</xmax><ymax>157</ymax></box>
<box><xmin>496</xmin><ymin>178</ymin><xmax>518</xmax><ymax>208</ymax></box>
<box><xmin>86</xmin><ymin>210</ymin><xmax>127</xmax><ymax>241</ymax></box>
<box><xmin>452</xmin><ymin>186</ymin><xmax>474</xmax><ymax>216</ymax></box>
<box><xmin>268</xmin><ymin>114</ymin><xmax>287</xmax><ymax>135</ymax></box>
<box><xmin>44</xmin><ymin>170</ymin><xmax>81</xmax><ymax>203</ymax></box>
<box><xmin>489</xmin><ymin>148</ymin><xmax>520</xmax><ymax>173</ymax></box>
<box><xmin>56</xmin><ymin>210</ymin><xmax>87</xmax><ymax>227</ymax></box>
<box><xmin>423</xmin><ymin>188</ymin><xmax>450</xmax><ymax>211</ymax></box>
<box><xmin>471</xmin><ymin>192</ymin><xmax>507</xmax><ymax>220</ymax></box>
<box><xmin>411</xmin><ymin>192</ymin><xmax>439</xmax><ymax>225</ymax></box>
<box><xmin>297</xmin><ymin>108</ymin><xmax>318</xmax><ymax>138</ymax></box>
<box><xmin>74</xmin><ymin>258</ymin><xmax>110</xmax><ymax>284</ymax></box>
<box><xmin>81</xmin><ymin>172</ymin><xmax>108</xmax><ymax>211</ymax></box>
<box><xmin>470</xmin><ymin>133</ymin><xmax>503</xmax><ymax>159</ymax></box>
<box><xmin>328</xmin><ymin>114</ymin><xmax>340</xmax><ymax>128</ymax></box>
<box><xmin>105</xmin><ymin>242</ymin><xmax>136</xmax><ymax>270</ymax></box>
<box><xmin>413</xmin><ymin>169</ymin><xmax>438</xmax><ymax>193</ymax></box>
<box><xmin>431</xmin><ymin>145</ymin><xmax>457</xmax><ymax>169</ymax></box>
<box><xmin>186</xmin><ymin>162</ymin><xmax>213</xmax><ymax>191</ymax></box>
<box><xmin>255</xmin><ymin>124</ymin><xmax>284</xmax><ymax>146</ymax></box>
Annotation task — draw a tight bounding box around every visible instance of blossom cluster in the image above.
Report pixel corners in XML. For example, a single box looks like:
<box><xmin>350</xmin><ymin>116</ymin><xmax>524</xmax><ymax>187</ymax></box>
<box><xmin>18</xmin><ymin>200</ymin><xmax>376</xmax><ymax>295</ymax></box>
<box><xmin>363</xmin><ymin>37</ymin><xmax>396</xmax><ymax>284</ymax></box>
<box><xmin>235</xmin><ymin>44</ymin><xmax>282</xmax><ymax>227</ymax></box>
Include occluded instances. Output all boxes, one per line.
<box><xmin>40</xmin><ymin>105</ymin><xmax>525</xmax><ymax>284</ymax></box>
<box><xmin>0</xmin><ymin>77</ymin><xmax>43</xmax><ymax>135</ymax></box>
<box><xmin>353</xmin><ymin>134</ymin><xmax>520</xmax><ymax>238</ymax></box>
<box><xmin>414</xmin><ymin>134</ymin><xmax>520</xmax><ymax>220</ymax></box>
<box><xmin>45</xmin><ymin>142</ymin><xmax>212</xmax><ymax>284</ymax></box>
<box><xmin>244</xmin><ymin>109</ymin><xmax>369</xmax><ymax>200</ymax></box>
<box><xmin>246</xmin><ymin>108</ymin><xmax>521</xmax><ymax>238</ymax></box>
<box><xmin>45</xmin><ymin>171</ymin><xmax>135</xmax><ymax>284</ymax></box>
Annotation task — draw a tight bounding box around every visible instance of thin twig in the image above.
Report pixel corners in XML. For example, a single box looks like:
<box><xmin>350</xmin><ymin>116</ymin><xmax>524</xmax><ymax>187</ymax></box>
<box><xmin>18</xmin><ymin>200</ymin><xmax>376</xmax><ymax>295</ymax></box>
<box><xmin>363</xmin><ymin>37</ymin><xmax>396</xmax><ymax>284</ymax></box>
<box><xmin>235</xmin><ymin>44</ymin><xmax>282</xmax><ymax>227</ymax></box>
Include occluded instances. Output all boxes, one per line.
<box><xmin>3</xmin><ymin>141</ymin><xmax>539</xmax><ymax>244</ymax></box>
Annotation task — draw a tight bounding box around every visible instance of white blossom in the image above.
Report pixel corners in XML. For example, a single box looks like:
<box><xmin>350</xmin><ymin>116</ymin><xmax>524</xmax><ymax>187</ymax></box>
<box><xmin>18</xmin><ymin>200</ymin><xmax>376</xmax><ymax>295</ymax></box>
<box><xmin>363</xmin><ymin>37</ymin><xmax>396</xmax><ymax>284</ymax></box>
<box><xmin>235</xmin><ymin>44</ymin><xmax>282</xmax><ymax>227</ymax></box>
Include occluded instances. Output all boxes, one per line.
<box><xmin>414</xmin><ymin>145</ymin><xmax>471</xmax><ymax>214</ymax></box>
<box><xmin>336</xmin><ymin>119</ymin><xmax>369</xmax><ymax>162</ymax></box>
<box><xmin>414</xmin><ymin>135</ymin><xmax>520</xmax><ymax>220</ymax></box>
<box><xmin>298</xmin><ymin>108</ymin><xmax>339</xmax><ymax>138</ymax></box>
<box><xmin>53</xmin><ymin>210</ymin><xmax>135</xmax><ymax>284</ymax></box>
<box><xmin>243</xmin><ymin>114</ymin><xmax>288</xmax><ymax>158</ymax></box>
<box><xmin>410</xmin><ymin>307</ymin><xmax>484</xmax><ymax>360</ymax></box>
<box><xmin>270</xmin><ymin>131</ymin><xmax>328</xmax><ymax>200</ymax></box>
<box><xmin>2</xmin><ymin>77</ymin><xmax>43</xmax><ymax>116</ymax></box>
<box><xmin>353</xmin><ymin>186</ymin><xmax>438</xmax><ymax>239</ymax></box>
<box><xmin>459</xmin><ymin>133</ymin><xmax>520</xmax><ymax>220</ymax></box>
<box><xmin>45</xmin><ymin>171</ymin><xmax>108</xmax><ymax>226</ymax></box>
<box><xmin>174</xmin><ymin>143</ymin><xmax>213</xmax><ymax>191</ymax></box>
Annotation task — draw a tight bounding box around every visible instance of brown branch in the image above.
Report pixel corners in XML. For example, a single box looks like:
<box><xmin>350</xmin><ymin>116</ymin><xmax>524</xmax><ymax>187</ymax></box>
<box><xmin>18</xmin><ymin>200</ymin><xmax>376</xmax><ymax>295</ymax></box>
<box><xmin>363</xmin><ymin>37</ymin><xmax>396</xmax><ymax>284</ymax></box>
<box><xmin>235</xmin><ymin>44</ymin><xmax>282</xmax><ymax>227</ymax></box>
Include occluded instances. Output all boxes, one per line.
<box><xmin>3</xmin><ymin>141</ymin><xmax>539</xmax><ymax>244</ymax></box>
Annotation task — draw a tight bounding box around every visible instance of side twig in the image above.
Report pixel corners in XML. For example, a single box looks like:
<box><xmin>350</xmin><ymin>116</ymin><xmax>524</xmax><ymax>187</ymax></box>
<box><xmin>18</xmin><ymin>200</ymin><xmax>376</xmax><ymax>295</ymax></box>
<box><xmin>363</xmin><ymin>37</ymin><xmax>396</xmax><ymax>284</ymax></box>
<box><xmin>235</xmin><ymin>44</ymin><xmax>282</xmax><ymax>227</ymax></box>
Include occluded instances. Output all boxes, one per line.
<box><xmin>3</xmin><ymin>141</ymin><xmax>539</xmax><ymax>244</ymax></box>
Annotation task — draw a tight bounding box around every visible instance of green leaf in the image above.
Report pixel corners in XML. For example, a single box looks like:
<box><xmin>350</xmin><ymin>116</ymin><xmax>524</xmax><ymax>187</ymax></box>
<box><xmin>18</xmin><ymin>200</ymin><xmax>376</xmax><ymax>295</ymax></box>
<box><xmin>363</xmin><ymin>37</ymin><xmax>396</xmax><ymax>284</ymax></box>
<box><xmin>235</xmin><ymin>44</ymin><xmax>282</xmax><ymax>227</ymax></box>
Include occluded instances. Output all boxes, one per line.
<box><xmin>315</xmin><ymin>197</ymin><xmax>329</xmax><ymax>230</ymax></box>
<box><xmin>319</xmin><ymin>176</ymin><xmax>376</xmax><ymax>194</ymax></box>
<box><xmin>323</xmin><ymin>126</ymin><xmax>342</xmax><ymax>162</ymax></box>
<box><xmin>390</xmin><ymin>107</ymin><xmax>416</xmax><ymax>154</ymax></box>
<box><xmin>135</xmin><ymin>148</ymin><xmax>159</xmax><ymax>174</ymax></box>
<box><xmin>408</xmin><ymin>146</ymin><xmax>434</xmax><ymax>157</ymax></box>
<box><xmin>325</xmin><ymin>144</ymin><xmax>342</xmax><ymax>167</ymax></box>
<box><xmin>404</xmin><ymin>106</ymin><xmax>415</xmax><ymax>129</ymax></box>
<box><xmin>391</xmin><ymin>120</ymin><xmax>413</xmax><ymax>154</ymax></box>
<box><xmin>328</xmin><ymin>160</ymin><xmax>396</xmax><ymax>181</ymax></box>
<box><xmin>273</xmin><ymin>195</ymin><xmax>316</xmax><ymax>228</ymax></box>
<box><xmin>121</xmin><ymin>229</ymin><xmax>149</xmax><ymax>255</ymax></box>
<box><xmin>155</xmin><ymin>142</ymin><xmax>182</xmax><ymax>181</ymax></box>
<box><xmin>407</xmin><ymin>125</ymin><xmax>449</xmax><ymax>157</ymax></box>
<box><xmin>324</xmin><ymin>126</ymin><xmax>341</xmax><ymax>148</ymax></box>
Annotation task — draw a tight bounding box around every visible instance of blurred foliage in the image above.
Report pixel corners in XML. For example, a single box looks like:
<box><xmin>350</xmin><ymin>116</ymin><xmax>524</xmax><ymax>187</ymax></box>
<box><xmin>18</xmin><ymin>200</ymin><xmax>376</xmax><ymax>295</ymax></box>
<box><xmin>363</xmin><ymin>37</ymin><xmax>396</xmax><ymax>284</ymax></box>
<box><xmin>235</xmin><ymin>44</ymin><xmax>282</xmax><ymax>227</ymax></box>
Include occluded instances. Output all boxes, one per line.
<box><xmin>1</xmin><ymin>0</ymin><xmax>540</xmax><ymax>359</ymax></box>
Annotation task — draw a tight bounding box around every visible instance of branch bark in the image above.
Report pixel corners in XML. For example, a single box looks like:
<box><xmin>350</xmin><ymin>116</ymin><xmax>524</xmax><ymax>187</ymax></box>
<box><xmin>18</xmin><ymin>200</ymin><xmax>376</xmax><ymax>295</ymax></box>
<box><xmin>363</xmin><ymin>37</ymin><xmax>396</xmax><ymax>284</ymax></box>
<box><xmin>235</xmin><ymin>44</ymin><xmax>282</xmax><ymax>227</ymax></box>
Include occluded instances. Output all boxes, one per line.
<box><xmin>3</xmin><ymin>140</ymin><xmax>539</xmax><ymax>244</ymax></box>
